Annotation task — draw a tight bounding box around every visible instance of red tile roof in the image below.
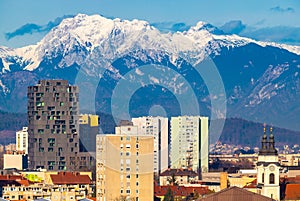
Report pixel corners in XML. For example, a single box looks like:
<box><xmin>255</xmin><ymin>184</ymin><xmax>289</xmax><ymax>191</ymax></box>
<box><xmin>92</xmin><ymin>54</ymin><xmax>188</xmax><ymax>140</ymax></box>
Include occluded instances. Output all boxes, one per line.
<box><xmin>50</xmin><ymin>172</ymin><xmax>91</xmax><ymax>185</ymax></box>
<box><xmin>0</xmin><ymin>175</ymin><xmax>24</xmax><ymax>180</ymax></box>
<box><xmin>0</xmin><ymin>175</ymin><xmax>30</xmax><ymax>186</ymax></box>
<box><xmin>198</xmin><ymin>186</ymin><xmax>275</xmax><ymax>201</ymax></box>
<box><xmin>285</xmin><ymin>184</ymin><xmax>300</xmax><ymax>200</ymax></box>
<box><xmin>284</xmin><ymin>175</ymin><xmax>300</xmax><ymax>184</ymax></box>
<box><xmin>154</xmin><ymin>185</ymin><xmax>210</xmax><ymax>197</ymax></box>
<box><xmin>160</xmin><ymin>168</ymin><xmax>198</xmax><ymax>177</ymax></box>
<box><xmin>243</xmin><ymin>179</ymin><xmax>257</xmax><ymax>189</ymax></box>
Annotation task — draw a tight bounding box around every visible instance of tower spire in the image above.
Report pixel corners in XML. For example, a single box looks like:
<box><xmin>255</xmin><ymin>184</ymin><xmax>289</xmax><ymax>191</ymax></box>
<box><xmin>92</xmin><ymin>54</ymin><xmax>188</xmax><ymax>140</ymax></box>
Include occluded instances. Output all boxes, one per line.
<box><xmin>259</xmin><ymin>123</ymin><xmax>268</xmax><ymax>154</ymax></box>
<box><xmin>268</xmin><ymin>125</ymin><xmax>277</xmax><ymax>155</ymax></box>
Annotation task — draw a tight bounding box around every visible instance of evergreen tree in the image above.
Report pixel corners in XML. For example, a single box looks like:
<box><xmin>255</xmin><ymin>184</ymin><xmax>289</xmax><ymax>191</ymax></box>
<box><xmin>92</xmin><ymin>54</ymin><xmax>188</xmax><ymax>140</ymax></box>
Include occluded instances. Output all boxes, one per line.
<box><xmin>163</xmin><ymin>187</ymin><xmax>174</xmax><ymax>201</ymax></box>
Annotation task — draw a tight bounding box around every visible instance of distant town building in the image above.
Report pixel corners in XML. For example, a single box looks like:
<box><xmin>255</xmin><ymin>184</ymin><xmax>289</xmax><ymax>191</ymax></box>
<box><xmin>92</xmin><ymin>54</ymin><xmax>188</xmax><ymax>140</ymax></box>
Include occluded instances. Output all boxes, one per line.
<box><xmin>5</xmin><ymin>143</ymin><xmax>16</xmax><ymax>152</ymax></box>
<box><xmin>154</xmin><ymin>184</ymin><xmax>210</xmax><ymax>200</ymax></box>
<box><xmin>115</xmin><ymin>121</ymin><xmax>138</xmax><ymax>136</ymax></box>
<box><xmin>27</xmin><ymin>80</ymin><xmax>92</xmax><ymax>171</ymax></box>
<box><xmin>0</xmin><ymin>144</ymin><xmax>4</xmax><ymax>153</ymax></box>
<box><xmin>3</xmin><ymin>151</ymin><xmax>28</xmax><ymax>170</ymax></box>
<box><xmin>256</xmin><ymin>127</ymin><xmax>280</xmax><ymax>201</ymax></box>
<box><xmin>159</xmin><ymin>168</ymin><xmax>198</xmax><ymax>186</ymax></box>
<box><xmin>96</xmin><ymin>134</ymin><xmax>154</xmax><ymax>201</ymax></box>
<box><xmin>132</xmin><ymin>116</ymin><xmax>169</xmax><ymax>174</ymax></box>
<box><xmin>16</xmin><ymin>127</ymin><xmax>28</xmax><ymax>154</ymax></box>
<box><xmin>170</xmin><ymin>116</ymin><xmax>209</xmax><ymax>176</ymax></box>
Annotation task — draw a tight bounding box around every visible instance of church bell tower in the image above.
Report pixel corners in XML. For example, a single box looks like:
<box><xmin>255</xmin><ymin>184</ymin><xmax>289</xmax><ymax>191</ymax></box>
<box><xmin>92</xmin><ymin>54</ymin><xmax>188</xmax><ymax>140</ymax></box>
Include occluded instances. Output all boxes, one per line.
<box><xmin>256</xmin><ymin>126</ymin><xmax>280</xmax><ymax>200</ymax></box>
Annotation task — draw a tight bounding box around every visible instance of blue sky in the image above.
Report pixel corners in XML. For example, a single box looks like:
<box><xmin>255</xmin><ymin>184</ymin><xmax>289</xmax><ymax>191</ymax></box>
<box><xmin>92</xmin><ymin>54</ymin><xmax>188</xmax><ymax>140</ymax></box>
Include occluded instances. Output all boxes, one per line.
<box><xmin>0</xmin><ymin>0</ymin><xmax>299</xmax><ymax>47</ymax></box>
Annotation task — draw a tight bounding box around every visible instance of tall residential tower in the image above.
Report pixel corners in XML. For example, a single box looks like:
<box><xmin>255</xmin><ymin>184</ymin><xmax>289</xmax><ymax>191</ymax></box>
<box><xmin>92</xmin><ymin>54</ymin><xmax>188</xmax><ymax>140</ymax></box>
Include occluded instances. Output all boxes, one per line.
<box><xmin>28</xmin><ymin>80</ymin><xmax>80</xmax><ymax>171</ymax></box>
<box><xmin>170</xmin><ymin>116</ymin><xmax>209</xmax><ymax>175</ymax></box>
<box><xmin>96</xmin><ymin>134</ymin><xmax>154</xmax><ymax>201</ymax></box>
<box><xmin>132</xmin><ymin>116</ymin><xmax>169</xmax><ymax>174</ymax></box>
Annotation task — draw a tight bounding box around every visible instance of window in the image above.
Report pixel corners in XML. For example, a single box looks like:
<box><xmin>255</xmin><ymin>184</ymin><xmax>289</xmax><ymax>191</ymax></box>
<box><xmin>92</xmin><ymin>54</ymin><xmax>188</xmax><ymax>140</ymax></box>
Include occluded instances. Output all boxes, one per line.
<box><xmin>126</xmin><ymin>189</ymin><xmax>130</xmax><ymax>194</ymax></box>
<box><xmin>126</xmin><ymin>159</ymin><xmax>130</xmax><ymax>165</ymax></box>
<box><xmin>48</xmin><ymin>138</ymin><xmax>55</xmax><ymax>143</ymax></box>
<box><xmin>262</xmin><ymin>173</ymin><xmax>264</xmax><ymax>183</ymax></box>
<box><xmin>269</xmin><ymin>173</ymin><xmax>275</xmax><ymax>184</ymax></box>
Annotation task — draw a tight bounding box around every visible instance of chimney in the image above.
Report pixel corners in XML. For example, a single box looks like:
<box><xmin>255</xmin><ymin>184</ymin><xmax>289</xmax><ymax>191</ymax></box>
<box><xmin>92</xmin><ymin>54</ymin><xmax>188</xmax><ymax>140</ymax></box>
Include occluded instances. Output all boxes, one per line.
<box><xmin>220</xmin><ymin>172</ymin><xmax>228</xmax><ymax>190</ymax></box>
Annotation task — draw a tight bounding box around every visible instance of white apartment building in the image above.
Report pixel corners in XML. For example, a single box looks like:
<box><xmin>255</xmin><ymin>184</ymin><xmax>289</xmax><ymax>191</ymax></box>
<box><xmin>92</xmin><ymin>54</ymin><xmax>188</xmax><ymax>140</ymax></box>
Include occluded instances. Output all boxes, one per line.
<box><xmin>16</xmin><ymin>127</ymin><xmax>28</xmax><ymax>154</ymax></box>
<box><xmin>132</xmin><ymin>116</ymin><xmax>169</xmax><ymax>174</ymax></box>
<box><xmin>170</xmin><ymin>116</ymin><xmax>209</xmax><ymax>174</ymax></box>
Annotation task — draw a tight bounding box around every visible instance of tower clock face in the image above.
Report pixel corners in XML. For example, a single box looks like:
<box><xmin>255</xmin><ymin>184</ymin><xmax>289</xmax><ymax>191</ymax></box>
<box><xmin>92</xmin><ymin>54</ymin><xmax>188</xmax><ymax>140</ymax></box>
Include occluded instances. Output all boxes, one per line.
<box><xmin>269</xmin><ymin>165</ymin><xmax>275</xmax><ymax>171</ymax></box>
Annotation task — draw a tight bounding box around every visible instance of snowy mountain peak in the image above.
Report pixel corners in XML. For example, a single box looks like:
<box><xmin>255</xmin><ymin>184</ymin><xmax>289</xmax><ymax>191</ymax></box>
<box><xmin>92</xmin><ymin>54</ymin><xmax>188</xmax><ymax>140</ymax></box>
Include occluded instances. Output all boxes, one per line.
<box><xmin>0</xmin><ymin>14</ymin><xmax>300</xmax><ymax>73</ymax></box>
<box><xmin>188</xmin><ymin>21</ymin><xmax>223</xmax><ymax>35</ymax></box>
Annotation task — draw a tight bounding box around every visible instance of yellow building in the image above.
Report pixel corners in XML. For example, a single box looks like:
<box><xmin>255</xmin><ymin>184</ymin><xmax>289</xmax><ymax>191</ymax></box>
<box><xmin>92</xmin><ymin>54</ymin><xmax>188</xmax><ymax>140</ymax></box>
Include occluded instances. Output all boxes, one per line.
<box><xmin>96</xmin><ymin>134</ymin><xmax>154</xmax><ymax>201</ymax></box>
<box><xmin>2</xmin><ymin>172</ymin><xmax>93</xmax><ymax>201</ymax></box>
<box><xmin>2</xmin><ymin>184</ymin><xmax>88</xmax><ymax>201</ymax></box>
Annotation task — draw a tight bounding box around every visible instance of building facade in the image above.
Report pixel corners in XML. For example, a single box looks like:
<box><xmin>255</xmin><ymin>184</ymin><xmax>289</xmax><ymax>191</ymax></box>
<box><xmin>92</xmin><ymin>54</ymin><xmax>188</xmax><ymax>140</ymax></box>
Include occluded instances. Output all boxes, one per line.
<box><xmin>16</xmin><ymin>127</ymin><xmax>28</xmax><ymax>154</ymax></box>
<box><xmin>79</xmin><ymin>114</ymin><xmax>99</xmax><ymax>153</ymax></box>
<box><xmin>2</xmin><ymin>172</ymin><xmax>92</xmax><ymax>201</ymax></box>
<box><xmin>3</xmin><ymin>151</ymin><xmax>28</xmax><ymax>170</ymax></box>
<box><xmin>27</xmin><ymin>80</ymin><xmax>80</xmax><ymax>171</ymax></box>
<box><xmin>96</xmin><ymin>134</ymin><xmax>154</xmax><ymax>201</ymax></box>
<box><xmin>170</xmin><ymin>116</ymin><xmax>209</xmax><ymax>175</ymax></box>
<box><xmin>256</xmin><ymin>127</ymin><xmax>280</xmax><ymax>201</ymax></box>
<box><xmin>132</xmin><ymin>116</ymin><xmax>169</xmax><ymax>174</ymax></box>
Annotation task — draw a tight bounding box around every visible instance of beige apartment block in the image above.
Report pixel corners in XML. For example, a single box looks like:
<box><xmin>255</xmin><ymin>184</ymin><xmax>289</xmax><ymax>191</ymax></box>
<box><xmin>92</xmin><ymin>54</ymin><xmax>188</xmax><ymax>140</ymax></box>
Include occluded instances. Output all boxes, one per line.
<box><xmin>96</xmin><ymin>134</ymin><xmax>154</xmax><ymax>201</ymax></box>
<box><xmin>3</xmin><ymin>152</ymin><xmax>28</xmax><ymax>170</ymax></box>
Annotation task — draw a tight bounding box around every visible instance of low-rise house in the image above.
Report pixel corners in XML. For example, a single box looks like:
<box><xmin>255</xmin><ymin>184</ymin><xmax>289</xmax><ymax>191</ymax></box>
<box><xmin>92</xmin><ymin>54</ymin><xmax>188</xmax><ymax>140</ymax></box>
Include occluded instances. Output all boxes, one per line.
<box><xmin>154</xmin><ymin>185</ymin><xmax>210</xmax><ymax>200</ymax></box>
<box><xmin>160</xmin><ymin>168</ymin><xmax>198</xmax><ymax>185</ymax></box>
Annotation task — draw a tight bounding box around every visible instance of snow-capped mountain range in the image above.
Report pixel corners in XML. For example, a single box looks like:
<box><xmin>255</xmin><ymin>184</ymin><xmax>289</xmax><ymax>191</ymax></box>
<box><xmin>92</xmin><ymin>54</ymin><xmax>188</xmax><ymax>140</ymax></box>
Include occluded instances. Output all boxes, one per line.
<box><xmin>0</xmin><ymin>14</ymin><xmax>300</xmax><ymax>132</ymax></box>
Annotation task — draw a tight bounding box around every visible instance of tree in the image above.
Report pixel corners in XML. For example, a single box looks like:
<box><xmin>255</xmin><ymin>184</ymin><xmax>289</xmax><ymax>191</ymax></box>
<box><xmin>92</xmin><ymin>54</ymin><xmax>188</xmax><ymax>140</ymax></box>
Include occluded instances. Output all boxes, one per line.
<box><xmin>163</xmin><ymin>187</ymin><xmax>174</xmax><ymax>201</ymax></box>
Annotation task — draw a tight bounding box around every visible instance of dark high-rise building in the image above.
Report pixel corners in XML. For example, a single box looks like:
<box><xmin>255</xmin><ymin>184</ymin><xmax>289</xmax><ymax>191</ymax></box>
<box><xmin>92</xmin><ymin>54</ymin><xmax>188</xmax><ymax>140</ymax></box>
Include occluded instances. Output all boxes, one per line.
<box><xmin>79</xmin><ymin>114</ymin><xmax>99</xmax><ymax>152</ymax></box>
<box><xmin>27</xmin><ymin>80</ymin><xmax>80</xmax><ymax>171</ymax></box>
